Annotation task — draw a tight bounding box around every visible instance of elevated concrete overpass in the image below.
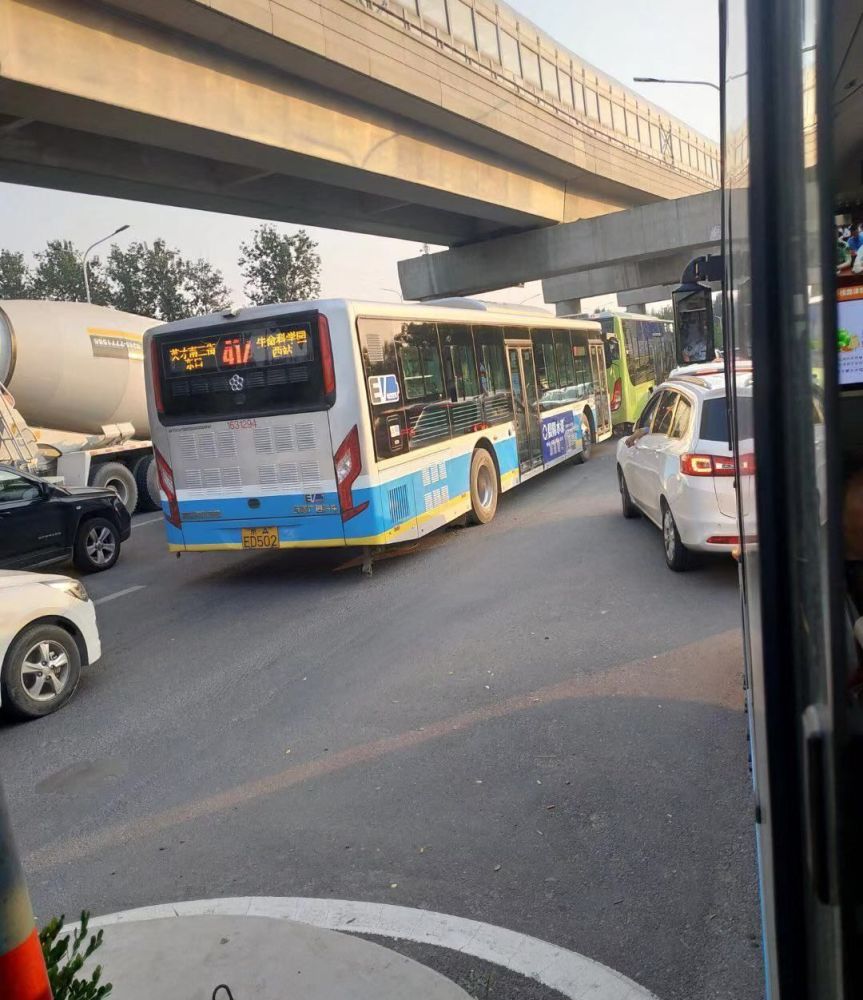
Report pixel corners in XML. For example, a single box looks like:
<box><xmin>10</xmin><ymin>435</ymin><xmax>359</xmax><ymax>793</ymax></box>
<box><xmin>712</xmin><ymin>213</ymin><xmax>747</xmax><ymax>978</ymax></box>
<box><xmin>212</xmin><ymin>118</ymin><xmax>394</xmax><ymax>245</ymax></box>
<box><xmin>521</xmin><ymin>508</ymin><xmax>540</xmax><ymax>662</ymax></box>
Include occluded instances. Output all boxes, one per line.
<box><xmin>397</xmin><ymin>190</ymin><xmax>721</xmax><ymax>304</ymax></box>
<box><xmin>0</xmin><ymin>0</ymin><xmax>718</xmax><ymax>245</ymax></box>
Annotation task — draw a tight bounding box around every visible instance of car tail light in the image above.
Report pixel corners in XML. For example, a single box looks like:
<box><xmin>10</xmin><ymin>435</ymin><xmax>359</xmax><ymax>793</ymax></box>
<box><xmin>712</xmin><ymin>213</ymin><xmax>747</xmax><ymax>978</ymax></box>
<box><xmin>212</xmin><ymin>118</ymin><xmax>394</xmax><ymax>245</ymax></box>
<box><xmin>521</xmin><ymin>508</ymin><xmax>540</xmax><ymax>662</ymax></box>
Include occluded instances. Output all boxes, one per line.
<box><xmin>318</xmin><ymin>314</ymin><xmax>336</xmax><ymax>396</ymax></box>
<box><xmin>738</xmin><ymin>452</ymin><xmax>756</xmax><ymax>475</ymax></box>
<box><xmin>610</xmin><ymin>378</ymin><xmax>622</xmax><ymax>411</ymax></box>
<box><xmin>681</xmin><ymin>453</ymin><xmax>737</xmax><ymax>477</ymax></box>
<box><xmin>707</xmin><ymin>535</ymin><xmax>740</xmax><ymax>545</ymax></box>
<box><xmin>150</xmin><ymin>339</ymin><xmax>164</xmax><ymax>414</ymax></box>
<box><xmin>334</xmin><ymin>425</ymin><xmax>369</xmax><ymax>522</ymax></box>
<box><xmin>154</xmin><ymin>446</ymin><xmax>181</xmax><ymax>528</ymax></box>
<box><xmin>681</xmin><ymin>453</ymin><xmax>717</xmax><ymax>476</ymax></box>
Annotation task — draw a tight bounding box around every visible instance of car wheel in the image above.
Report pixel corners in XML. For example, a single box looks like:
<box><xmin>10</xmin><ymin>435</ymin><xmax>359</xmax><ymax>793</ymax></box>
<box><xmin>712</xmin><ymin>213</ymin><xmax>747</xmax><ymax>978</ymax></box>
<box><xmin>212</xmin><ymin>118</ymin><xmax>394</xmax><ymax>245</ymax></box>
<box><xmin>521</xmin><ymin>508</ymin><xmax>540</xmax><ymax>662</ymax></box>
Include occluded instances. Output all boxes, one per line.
<box><xmin>618</xmin><ymin>468</ymin><xmax>640</xmax><ymax>519</ymax></box>
<box><xmin>468</xmin><ymin>448</ymin><xmax>499</xmax><ymax>524</ymax></box>
<box><xmin>574</xmin><ymin>414</ymin><xmax>593</xmax><ymax>464</ymax></box>
<box><xmin>90</xmin><ymin>461</ymin><xmax>138</xmax><ymax>514</ymax></box>
<box><xmin>74</xmin><ymin>517</ymin><xmax>121</xmax><ymax>573</ymax></box>
<box><xmin>134</xmin><ymin>455</ymin><xmax>160</xmax><ymax>512</ymax></box>
<box><xmin>1</xmin><ymin>624</ymin><xmax>81</xmax><ymax>719</ymax></box>
<box><xmin>662</xmin><ymin>503</ymin><xmax>690</xmax><ymax>572</ymax></box>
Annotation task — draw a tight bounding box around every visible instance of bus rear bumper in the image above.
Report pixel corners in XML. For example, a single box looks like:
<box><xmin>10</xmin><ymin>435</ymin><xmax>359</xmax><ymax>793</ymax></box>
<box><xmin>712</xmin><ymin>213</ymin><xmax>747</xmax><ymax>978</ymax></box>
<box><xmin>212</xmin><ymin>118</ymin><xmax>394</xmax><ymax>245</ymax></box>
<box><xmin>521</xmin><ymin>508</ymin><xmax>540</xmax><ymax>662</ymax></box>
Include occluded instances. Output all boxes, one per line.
<box><xmin>169</xmin><ymin>514</ymin><xmax>348</xmax><ymax>551</ymax></box>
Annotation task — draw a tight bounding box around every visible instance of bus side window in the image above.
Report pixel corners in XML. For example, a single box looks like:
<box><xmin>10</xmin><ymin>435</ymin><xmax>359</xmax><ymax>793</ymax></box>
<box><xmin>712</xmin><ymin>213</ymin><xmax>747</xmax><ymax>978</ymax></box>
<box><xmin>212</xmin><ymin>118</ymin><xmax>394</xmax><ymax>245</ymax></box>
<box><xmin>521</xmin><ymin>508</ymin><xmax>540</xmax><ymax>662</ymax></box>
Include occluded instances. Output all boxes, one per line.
<box><xmin>440</xmin><ymin>323</ymin><xmax>482</xmax><ymax>438</ymax></box>
<box><xmin>472</xmin><ymin>326</ymin><xmax>513</xmax><ymax>426</ymax></box>
<box><xmin>570</xmin><ymin>334</ymin><xmax>592</xmax><ymax>396</ymax></box>
<box><xmin>553</xmin><ymin>330</ymin><xmax>575</xmax><ymax>398</ymax></box>
<box><xmin>531</xmin><ymin>328</ymin><xmax>559</xmax><ymax>398</ymax></box>
<box><xmin>396</xmin><ymin>322</ymin><xmax>450</xmax><ymax>450</ymax></box>
<box><xmin>357</xmin><ymin>317</ymin><xmax>408</xmax><ymax>460</ymax></box>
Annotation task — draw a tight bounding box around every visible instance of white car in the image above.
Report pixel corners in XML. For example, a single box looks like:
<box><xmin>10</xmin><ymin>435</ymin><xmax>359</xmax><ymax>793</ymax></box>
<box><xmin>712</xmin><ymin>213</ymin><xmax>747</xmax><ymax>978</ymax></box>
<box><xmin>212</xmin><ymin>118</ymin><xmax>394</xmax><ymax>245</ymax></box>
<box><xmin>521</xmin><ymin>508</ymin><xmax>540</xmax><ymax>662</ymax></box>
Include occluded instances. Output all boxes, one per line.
<box><xmin>0</xmin><ymin>570</ymin><xmax>101</xmax><ymax>719</ymax></box>
<box><xmin>615</xmin><ymin>364</ymin><xmax>754</xmax><ymax>571</ymax></box>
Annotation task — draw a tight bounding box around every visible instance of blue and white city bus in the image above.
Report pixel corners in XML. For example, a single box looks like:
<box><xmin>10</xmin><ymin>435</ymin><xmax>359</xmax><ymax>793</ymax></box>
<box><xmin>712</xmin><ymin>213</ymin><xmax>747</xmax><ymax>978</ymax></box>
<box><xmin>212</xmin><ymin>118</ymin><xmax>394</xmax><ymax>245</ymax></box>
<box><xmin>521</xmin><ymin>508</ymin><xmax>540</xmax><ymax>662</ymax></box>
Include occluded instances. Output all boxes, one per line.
<box><xmin>142</xmin><ymin>299</ymin><xmax>612</xmax><ymax>552</ymax></box>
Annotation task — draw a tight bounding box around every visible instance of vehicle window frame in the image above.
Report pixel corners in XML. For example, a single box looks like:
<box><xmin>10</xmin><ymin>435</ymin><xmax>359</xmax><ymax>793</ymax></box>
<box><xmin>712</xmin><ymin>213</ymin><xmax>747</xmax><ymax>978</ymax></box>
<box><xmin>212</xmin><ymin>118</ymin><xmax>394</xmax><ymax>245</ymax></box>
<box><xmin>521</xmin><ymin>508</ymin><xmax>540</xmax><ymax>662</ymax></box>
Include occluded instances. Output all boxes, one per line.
<box><xmin>635</xmin><ymin>390</ymin><xmax>662</xmax><ymax>431</ymax></box>
<box><xmin>652</xmin><ymin>389</ymin><xmax>679</xmax><ymax>437</ymax></box>
<box><xmin>0</xmin><ymin>469</ymin><xmax>42</xmax><ymax>505</ymax></box>
<box><xmin>669</xmin><ymin>392</ymin><xmax>694</xmax><ymax>440</ymax></box>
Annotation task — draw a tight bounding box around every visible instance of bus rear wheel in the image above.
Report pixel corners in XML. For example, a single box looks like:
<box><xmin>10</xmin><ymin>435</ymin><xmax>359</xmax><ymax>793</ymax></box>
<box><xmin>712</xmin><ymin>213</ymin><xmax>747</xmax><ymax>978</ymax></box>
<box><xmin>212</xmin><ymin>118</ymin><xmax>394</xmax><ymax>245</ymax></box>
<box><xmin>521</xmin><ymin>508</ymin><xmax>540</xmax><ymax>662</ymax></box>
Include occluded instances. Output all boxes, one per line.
<box><xmin>574</xmin><ymin>413</ymin><xmax>593</xmax><ymax>464</ymax></box>
<box><xmin>469</xmin><ymin>448</ymin><xmax>498</xmax><ymax>525</ymax></box>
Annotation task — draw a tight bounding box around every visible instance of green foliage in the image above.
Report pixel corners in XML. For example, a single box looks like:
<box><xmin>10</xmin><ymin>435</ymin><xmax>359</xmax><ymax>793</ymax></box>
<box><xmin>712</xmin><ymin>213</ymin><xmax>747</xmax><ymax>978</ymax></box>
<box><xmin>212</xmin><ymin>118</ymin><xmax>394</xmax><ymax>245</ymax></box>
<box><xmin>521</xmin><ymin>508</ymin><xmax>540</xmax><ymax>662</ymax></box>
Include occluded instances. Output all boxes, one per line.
<box><xmin>239</xmin><ymin>224</ymin><xmax>321</xmax><ymax>305</ymax></box>
<box><xmin>105</xmin><ymin>238</ymin><xmax>229</xmax><ymax>322</ymax></box>
<box><xmin>0</xmin><ymin>249</ymin><xmax>32</xmax><ymax>298</ymax></box>
<box><xmin>30</xmin><ymin>240</ymin><xmax>111</xmax><ymax>305</ymax></box>
<box><xmin>39</xmin><ymin>911</ymin><xmax>112</xmax><ymax>1000</ymax></box>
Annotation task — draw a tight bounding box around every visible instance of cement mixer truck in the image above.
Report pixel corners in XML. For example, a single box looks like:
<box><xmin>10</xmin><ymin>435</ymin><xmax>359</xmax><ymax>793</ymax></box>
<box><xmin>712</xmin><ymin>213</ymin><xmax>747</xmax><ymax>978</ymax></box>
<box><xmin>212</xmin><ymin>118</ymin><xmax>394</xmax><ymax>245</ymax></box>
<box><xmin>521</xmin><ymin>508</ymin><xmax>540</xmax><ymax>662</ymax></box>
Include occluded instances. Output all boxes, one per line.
<box><xmin>0</xmin><ymin>299</ymin><xmax>160</xmax><ymax>513</ymax></box>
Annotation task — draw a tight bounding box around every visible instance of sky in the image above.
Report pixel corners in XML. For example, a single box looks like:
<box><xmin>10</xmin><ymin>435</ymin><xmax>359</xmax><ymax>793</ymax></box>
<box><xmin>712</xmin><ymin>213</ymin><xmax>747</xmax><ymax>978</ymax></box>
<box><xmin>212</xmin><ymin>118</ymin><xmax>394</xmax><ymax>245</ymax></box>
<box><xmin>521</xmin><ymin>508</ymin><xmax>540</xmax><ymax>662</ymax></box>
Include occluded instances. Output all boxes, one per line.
<box><xmin>0</xmin><ymin>1</ymin><xmax>718</xmax><ymax>314</ymax></box>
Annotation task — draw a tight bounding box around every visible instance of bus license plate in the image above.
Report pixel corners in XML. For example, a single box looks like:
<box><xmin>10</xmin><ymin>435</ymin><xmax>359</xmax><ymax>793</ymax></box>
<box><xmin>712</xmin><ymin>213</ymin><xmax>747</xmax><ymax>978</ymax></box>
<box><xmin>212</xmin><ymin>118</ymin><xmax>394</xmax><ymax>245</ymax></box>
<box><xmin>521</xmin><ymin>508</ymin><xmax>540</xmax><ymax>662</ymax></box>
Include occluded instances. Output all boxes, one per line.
<box><xmin>241</xmin><ymin>527</ymin><xmax>279</xmax><ymax>549</ymax></box>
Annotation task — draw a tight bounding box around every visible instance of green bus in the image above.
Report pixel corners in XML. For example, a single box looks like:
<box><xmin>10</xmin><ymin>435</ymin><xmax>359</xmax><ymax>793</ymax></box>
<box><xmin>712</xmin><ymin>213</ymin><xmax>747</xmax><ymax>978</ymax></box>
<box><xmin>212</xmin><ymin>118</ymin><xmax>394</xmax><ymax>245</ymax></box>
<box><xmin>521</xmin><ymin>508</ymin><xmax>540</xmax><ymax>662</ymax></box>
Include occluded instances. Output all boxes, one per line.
<box><xmin>595</xmin><ymin>312</ymin><xmax>676</xmax><ymax>432</ymax></box>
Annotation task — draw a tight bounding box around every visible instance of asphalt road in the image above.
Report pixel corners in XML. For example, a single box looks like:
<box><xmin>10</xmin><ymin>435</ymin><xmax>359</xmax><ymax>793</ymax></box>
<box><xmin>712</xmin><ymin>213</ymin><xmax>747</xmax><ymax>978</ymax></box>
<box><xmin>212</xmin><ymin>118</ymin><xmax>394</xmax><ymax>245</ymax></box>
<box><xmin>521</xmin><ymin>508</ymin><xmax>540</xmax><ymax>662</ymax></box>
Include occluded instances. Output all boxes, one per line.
<box><xmin>0</xmin><ymin>443</ymin><xmax>762</xmax><ymax>1000</ymax></box>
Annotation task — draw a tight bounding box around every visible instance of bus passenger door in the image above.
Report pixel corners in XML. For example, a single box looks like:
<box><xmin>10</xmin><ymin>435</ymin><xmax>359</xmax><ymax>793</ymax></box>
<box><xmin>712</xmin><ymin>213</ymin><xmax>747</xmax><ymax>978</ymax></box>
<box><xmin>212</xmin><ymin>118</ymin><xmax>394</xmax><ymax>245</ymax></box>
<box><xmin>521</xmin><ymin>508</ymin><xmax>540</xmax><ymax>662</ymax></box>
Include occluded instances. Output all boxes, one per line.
<box><xmin>589</xmin><ymin>342</ymin><xmax>612</xmax><ymax>438</ymax></box>
<box><xmin>507</xmin><ymin>346</ymin><xmax>542</xmax><ymax>473</ymax></box>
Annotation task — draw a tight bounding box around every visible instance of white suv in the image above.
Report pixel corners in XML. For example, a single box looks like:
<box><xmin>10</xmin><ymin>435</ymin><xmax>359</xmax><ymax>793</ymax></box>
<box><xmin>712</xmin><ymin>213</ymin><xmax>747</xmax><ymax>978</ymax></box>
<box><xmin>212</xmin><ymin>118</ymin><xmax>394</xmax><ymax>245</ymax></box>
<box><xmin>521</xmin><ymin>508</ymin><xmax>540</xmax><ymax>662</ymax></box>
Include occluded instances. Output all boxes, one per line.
<box><xmin>615</xmin><ymin>364</ymin><xmax>754</xmax><ymax>571</ymax></box>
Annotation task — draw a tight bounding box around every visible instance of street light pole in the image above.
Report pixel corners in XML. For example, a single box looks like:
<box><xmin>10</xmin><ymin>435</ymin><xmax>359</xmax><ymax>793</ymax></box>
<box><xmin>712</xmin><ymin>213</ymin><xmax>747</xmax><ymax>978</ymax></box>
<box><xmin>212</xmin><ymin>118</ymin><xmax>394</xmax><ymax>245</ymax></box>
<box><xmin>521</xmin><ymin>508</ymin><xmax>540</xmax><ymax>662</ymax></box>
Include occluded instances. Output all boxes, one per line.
<box><xmin>82</xmin><ymin>224</ymin><xmax>129</xmax><ymax>303</ymax></box>
<box><xmin>633</xmin><ymin>76</ymin><xmax>720</xmax><ymax>92</ymax></box>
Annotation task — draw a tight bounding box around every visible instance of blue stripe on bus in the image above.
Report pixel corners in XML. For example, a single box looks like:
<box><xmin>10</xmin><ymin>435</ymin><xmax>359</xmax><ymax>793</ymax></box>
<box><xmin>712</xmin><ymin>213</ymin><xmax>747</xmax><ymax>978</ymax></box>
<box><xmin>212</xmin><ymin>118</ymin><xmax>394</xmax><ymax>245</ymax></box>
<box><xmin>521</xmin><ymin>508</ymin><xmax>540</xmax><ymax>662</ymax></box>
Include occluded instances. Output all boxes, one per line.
<box><xmin>165</xmin><ymin>437</ymin><xmax>521</xmax><ymax>549</ymax></box>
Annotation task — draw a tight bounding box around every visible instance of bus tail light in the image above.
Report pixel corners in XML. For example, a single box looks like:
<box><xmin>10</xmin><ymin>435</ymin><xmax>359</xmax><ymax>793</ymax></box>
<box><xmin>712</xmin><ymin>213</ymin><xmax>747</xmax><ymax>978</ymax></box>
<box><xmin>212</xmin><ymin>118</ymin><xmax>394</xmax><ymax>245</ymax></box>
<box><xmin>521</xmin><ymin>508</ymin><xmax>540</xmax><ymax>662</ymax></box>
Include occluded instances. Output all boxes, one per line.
<box><xmin>334</xmin><ymin>425</ymin><xmax>369</xmax><ymax>522</ymax></box>
<box><xmin>150</xmin><ymin>338</ymin><xmax>164</xmax><ymax>414</ymax></box>
<box><xmin>318</xmin><ymin>314</ymin><xmax>336</xmax><ymax>396</ymax></box>
<box><xmin>610</xmin><ymin>378</ymin><xmax>622</xmax><ymax>411</ymax></box>
<box><xmin>154</xmin><ymin>446</ymin><xmax>181</xmax><ymax>528</ymax></box>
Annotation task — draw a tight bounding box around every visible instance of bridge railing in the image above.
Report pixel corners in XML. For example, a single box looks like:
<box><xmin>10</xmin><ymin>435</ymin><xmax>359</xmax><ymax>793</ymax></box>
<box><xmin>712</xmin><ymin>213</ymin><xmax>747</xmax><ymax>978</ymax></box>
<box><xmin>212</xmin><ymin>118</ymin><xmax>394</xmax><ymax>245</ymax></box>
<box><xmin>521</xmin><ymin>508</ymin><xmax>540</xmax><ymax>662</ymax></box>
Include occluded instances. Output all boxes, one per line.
<box><xmin>360</xmin><ymin>0</ymin><xmax>719</xmax><ymax>189</ymax></box>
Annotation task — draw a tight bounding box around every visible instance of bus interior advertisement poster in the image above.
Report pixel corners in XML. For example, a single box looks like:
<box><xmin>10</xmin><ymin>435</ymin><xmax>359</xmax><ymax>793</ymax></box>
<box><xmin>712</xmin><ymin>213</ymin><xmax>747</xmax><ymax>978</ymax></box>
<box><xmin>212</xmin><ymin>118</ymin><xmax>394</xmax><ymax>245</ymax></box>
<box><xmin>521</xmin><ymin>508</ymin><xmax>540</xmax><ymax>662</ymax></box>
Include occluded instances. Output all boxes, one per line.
<box><xmin>540</xmin><ymin>411</ymin><xmax>579</xmax><ymax>463</ymax></box>
<box><xmin>838</xmin><ymin>284</ymin><xmax>863</xmax><ymax>387</ymax></box>
<box><xmin>88</xmin><ymin>329</ymin><xmax>144</xmax><ymax>362</ymax></box>
<box><xmin>163</xmin><ymin>323</ymin><xmax>312</xmax><ymax>378</ymax></box>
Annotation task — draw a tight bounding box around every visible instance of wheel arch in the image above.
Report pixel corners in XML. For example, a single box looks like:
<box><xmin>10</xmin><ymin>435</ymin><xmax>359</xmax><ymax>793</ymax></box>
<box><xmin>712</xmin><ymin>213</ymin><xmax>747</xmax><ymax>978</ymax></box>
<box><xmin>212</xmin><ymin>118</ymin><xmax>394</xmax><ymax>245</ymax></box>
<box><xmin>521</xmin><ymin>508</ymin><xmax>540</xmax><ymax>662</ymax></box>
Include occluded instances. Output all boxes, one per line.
<box><xmin>473</xmin><ymin>437</ymin><xmax>501</xmax><ymax>485</ymax></box>
<box><xmin>3</xmin><ymin>616</ymin><xmax>89</xmax><ymax>673</ymax></box>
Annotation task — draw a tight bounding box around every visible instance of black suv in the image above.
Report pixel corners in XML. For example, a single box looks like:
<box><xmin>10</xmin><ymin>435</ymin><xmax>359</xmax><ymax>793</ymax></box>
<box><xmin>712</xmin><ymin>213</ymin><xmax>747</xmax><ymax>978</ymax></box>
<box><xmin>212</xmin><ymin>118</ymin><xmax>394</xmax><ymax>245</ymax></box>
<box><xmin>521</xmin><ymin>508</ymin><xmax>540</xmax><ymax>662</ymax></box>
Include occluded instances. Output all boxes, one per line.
<box><xmin>0</xmin><ymin>464</ymin><xmax>132</xmax><ymax>573</ymax></box>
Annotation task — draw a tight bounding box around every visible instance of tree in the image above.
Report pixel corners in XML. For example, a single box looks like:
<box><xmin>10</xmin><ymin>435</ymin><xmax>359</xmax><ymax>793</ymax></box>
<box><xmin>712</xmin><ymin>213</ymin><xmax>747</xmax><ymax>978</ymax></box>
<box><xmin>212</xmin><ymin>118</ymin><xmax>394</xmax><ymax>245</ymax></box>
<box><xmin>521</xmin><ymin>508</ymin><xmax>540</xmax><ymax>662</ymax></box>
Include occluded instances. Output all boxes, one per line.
<box><xmin>238</xmin><ymin>225</ymin><xmax>321</xmax><ymax>305</ymax></box>
<box><xmin>104</xmin><ymin>239</ymin><xmax>229</xmax><ymax>321</ymax></box>
<box><xmin>29</xmin><ymin>240</ymin><xmax>111</xmax><ymax>304</ymax></box>
<box><xmin>0</xmin><ymin>250</ymin><xmax>32</xmax><ymax>298</ymax></box>
<box><xmin>183</xmin><ymin>256</ymin><xmax>231</xmax><ymax>317</ymax></box>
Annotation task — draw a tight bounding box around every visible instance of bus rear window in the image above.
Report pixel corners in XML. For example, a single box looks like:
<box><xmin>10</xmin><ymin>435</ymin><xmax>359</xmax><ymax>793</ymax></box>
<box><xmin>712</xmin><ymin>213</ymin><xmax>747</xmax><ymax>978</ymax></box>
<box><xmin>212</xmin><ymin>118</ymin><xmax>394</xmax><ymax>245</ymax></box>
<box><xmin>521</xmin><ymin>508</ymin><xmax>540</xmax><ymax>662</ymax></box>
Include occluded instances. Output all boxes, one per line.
<box><xmin>155</xmin><ymin>311</ymin><xmax>333</xmax><ymax>423</ymax></box>
<box><xmin>700</xmin><ymin>396</ymin><xmax>754</xmax><ymax>441</ymax></box>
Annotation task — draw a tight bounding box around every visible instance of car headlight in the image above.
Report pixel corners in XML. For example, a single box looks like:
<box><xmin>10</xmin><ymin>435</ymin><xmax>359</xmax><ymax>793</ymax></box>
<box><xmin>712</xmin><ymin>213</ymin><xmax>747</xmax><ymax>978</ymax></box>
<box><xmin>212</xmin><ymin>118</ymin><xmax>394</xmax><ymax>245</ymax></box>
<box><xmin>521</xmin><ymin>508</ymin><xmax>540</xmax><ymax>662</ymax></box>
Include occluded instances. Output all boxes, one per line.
<box><xmin>42</xmin><ymin>579</ymin><xmax>89</xmax><ymax>602</ymax></box>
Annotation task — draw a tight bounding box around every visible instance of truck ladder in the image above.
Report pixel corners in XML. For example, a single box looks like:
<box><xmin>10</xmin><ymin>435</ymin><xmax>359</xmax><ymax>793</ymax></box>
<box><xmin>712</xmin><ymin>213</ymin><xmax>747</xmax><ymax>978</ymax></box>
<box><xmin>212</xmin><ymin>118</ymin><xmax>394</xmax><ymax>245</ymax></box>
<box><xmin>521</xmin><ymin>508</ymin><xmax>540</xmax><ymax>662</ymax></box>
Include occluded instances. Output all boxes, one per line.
<box><xmin>0</xmin><ymin>382</ymin><xmax>41</xmax><ymax>473</ymax></box>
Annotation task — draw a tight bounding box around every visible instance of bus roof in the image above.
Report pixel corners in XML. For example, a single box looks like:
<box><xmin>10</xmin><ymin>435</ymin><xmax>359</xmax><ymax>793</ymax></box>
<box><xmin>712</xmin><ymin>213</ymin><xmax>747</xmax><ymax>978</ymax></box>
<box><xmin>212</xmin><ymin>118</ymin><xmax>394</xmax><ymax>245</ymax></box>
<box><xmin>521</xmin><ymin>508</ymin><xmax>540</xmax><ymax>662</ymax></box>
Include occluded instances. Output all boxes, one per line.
<box><xmin>147</xmin><ymin>298</ymin><xmax>603</xmax><ymax>336</ymax></box>
<box><xmin>589</xmin><ymin>310</ymin><xmax>673</xmax><ymax>322</ymax></box>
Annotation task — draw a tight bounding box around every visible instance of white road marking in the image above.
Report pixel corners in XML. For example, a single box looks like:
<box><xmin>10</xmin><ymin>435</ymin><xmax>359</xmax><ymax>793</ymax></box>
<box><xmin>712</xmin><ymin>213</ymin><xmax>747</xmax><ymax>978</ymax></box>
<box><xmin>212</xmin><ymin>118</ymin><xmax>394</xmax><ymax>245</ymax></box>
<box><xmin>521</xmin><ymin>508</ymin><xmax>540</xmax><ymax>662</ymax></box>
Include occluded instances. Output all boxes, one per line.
<box><xmin>132</xmin><ymin>516</ymin><xmax>164</xmax><ymax>529</ymax></box>
<box><xmin>94</xmin><ymin>585</ymin><xmax>146</xmax><ymax>605</ymax></box>
<box><xmin>88</xmin><ymin>897</ymin><xmax>658</xmax><ymax>999</ymax></box>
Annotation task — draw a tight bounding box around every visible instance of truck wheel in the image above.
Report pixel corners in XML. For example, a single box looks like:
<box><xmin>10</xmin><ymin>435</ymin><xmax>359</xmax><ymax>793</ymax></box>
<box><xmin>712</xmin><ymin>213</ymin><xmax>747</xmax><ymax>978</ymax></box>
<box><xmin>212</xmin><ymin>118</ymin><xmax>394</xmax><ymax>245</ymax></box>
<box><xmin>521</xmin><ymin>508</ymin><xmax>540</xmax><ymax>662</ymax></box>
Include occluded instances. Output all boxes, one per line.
<box><xmin>468</xmin><ymin>448</ymin><xmax>499</xmax><ymax>525</ymax></box>
<box><xmin>74</xmin><ymin>517</ymin><xmax>121</xmax><ymax>573</ymax></box>
<box><xmin>1</xmin><ymin>624</ymin><xmax>81</xmax><ymax>720</ymax></box>
<box><xmin>134</xmin><ymin>455</ymin><xmax>160</xmax><ymax>512</ymax></box>
<box><xmin>91</xmin><ymin>461</ymin><xmax>138</xmax><ymax>513</ymax></box>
